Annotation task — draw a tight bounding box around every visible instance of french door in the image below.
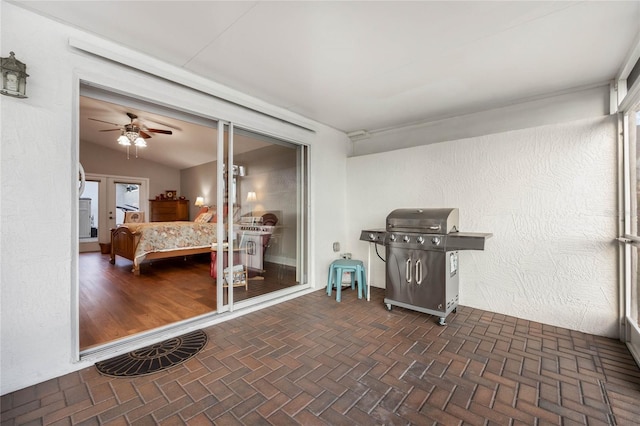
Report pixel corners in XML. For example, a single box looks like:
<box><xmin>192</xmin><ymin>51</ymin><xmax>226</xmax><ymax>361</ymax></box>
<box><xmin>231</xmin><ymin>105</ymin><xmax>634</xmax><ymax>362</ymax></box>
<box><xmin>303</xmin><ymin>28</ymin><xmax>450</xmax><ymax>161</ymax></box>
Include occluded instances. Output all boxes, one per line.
<box><xmin>79</xmin><ymin>174</ymin><xmax>148</xmax><ymax>253</ymax></box>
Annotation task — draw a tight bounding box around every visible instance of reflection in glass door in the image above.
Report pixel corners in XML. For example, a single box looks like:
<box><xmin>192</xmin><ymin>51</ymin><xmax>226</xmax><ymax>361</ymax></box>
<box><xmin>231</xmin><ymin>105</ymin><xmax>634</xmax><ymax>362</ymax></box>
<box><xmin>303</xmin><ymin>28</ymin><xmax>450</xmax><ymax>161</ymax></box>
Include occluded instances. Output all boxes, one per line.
<box><xmin>214</xmin><ymin>124</ymin><xmax>309</xmax><ymax>310</ymax></box>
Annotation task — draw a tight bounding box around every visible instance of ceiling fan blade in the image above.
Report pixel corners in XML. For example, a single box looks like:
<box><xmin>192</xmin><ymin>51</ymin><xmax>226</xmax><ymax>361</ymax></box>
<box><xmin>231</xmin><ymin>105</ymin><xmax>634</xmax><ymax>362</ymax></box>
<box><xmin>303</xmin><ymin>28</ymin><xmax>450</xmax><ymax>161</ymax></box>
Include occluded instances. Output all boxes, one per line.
<box><xmin>89</xmin><ymin>117</ymin><xmax>121</xmax><ymax>126</ymax></box>
<box><xmin>145</xmin><ymin>129</ymin><xmax>173</xmax><ymax>135</ymax></box>
<box><xmin>139</xmin><ymin>130</ymin><xmax>153</xmax><ymax>139</ymax></box>
<box><xmin>142</xmin><ymin>118</ymin><xmax>182</xmax><ymax>131</ymax></box>
<box><xmin>99</xmin><ymin>128</ymin><xmax>123</xmax><ymax>132</ymax></box>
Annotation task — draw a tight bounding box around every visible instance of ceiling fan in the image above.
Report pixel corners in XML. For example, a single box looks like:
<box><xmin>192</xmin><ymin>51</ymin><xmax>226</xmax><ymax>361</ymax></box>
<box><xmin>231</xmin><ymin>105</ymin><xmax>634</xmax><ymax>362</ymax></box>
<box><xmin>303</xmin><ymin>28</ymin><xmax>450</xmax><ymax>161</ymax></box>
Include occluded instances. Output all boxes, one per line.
<box><xmin>89</xmin><ymin>112</ymin><xmax>174</xmax><ymax>140</ymax></box>
<box><xmin>89</xmin><ymin>112</ymin><xmax>175</xmax><ymax>159</ymax></box>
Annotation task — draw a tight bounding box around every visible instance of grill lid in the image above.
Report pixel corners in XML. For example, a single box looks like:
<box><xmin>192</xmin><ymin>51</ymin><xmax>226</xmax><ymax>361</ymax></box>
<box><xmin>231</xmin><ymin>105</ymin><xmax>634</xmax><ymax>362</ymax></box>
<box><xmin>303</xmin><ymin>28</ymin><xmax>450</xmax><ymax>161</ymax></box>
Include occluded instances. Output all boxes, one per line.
<box><xmin>386</xmin><ymin>208</ymin><xmax>459</xmax><ymax>234</ymax></box>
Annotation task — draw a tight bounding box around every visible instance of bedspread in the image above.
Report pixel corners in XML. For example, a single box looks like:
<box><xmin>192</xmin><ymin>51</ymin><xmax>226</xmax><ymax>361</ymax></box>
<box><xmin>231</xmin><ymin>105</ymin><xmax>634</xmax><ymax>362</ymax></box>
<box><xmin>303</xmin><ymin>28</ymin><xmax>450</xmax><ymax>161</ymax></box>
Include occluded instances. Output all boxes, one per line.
<box><xmin>120</xmin><ymin>221</ymin><xmax>217</xmax><ymax>266</ymax></box>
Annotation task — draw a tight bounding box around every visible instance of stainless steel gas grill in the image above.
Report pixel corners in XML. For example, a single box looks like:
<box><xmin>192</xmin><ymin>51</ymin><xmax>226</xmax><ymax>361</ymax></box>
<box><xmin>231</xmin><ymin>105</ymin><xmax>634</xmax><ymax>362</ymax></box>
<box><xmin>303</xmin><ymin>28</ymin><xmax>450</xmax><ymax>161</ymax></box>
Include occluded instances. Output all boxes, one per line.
<box><xmin>360</xmin><ymin>208</ymin><xmax>491</xmax><ymax>325</ymax></box>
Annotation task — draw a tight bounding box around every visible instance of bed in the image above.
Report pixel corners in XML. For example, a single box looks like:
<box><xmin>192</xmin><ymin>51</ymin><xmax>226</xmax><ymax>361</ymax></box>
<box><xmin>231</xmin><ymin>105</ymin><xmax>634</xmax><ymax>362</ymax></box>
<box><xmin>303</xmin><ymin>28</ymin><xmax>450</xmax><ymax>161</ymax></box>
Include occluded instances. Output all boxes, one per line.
<box><xmin>110</xmin><ymin>221</ymin><xmax>217</xmax><ymax>275</ymax></box>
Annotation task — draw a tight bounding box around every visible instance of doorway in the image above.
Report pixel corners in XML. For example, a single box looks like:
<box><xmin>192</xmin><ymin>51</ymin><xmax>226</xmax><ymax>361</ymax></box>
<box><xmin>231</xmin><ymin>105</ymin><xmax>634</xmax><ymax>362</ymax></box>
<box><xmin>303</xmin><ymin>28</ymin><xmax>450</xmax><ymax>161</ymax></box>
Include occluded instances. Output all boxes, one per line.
<box><xmin>77</xmin><ymin>82</ymin><xmax>308</xmax><ymax>353</ymax></box>
<box><xmin>79</xmin><ymin>175</ymin><xmax>148</xmax><ymax>254</ymax></box>
<box><xmin>79</xmin><ymin>180</ymin><xmax>99</xmax><ymax>252</ymax></box>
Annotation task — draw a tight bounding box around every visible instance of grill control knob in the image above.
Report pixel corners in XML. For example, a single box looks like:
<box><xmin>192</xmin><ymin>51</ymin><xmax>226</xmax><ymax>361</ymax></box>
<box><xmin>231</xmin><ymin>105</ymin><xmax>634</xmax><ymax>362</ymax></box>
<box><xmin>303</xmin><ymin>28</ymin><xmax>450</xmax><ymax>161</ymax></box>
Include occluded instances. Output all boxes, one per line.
<box><xmin>403</xmin><ymin>235</ymin><xmax>410</xmax><ymax>243</ymax></box>
<box><xmin>389</xmin><ymin>234</ymin><xmax>396</xmax><ymax>241</ymax></box>
<box><xmin>432</xmin><ymin>237</ymin><xmax>441</xmax><ymax>245</ymax></box>
<box><xmin>416</xmin><ymin>236</ymin><xmax>425</xmax><ymax>244</ymax></box>
<box><xmin>369</xmin><ymin>233</ymin><xmax>376</xmax><ymax>241</ymax></box>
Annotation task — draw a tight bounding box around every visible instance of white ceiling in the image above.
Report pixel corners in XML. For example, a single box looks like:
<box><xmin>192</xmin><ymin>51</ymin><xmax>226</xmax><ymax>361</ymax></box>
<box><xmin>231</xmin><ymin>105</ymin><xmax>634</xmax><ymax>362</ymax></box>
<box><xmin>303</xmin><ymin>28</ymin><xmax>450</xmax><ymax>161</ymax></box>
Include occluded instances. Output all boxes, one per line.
<box><xmin>79</xmin><ymin>91</ymin><xmax>272</xmax><ymax>169</ymax></box>
<box><xmin>12</xmin><ymin>1</ymin><xmax>640</xmax><ymax>153</ymax></box>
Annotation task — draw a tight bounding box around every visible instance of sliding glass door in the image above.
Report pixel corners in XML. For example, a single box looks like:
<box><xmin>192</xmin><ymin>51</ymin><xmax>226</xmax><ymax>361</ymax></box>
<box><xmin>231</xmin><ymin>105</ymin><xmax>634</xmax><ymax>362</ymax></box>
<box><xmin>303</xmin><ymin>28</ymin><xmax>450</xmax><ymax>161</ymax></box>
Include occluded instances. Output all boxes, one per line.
<box><xmin>214</xmin><ymin>123</ymin><xmax>308</xmax><ymax>312</ymax></box>
<box><xmin>621</xmin><ymin>104</ymin><xmax>640</xmax><ymax>363</ymax></box>
<box><xmin>77</xmin><ymin>81</ymin><xmax>309</xmax><ymax>355</ymax></box>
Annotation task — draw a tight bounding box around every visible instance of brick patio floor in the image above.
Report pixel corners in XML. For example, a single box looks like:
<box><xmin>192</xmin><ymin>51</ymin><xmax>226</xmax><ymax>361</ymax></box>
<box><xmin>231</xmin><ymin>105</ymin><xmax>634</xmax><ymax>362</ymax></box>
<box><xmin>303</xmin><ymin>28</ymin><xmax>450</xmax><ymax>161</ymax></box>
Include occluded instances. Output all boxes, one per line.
<box><xmin>2</xmin><ymin>287</ymin><xmax>640</xmax><ymax>425</ymax></box>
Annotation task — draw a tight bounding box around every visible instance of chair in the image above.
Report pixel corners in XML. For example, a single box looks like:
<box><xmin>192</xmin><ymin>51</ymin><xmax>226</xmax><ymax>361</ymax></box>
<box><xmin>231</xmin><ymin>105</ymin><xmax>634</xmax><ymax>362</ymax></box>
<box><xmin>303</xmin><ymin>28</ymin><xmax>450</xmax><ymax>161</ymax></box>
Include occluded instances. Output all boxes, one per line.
<box><xmin>327</xmin><ymin>259</ymin><xmax>367</xmax><ymax>302</ymax></box>
<box><xmin>261</xmin><ymin>213</ymin><xmax>278</xmax><ymax>226</ymax></box>
<box><xmin>223</xmin><ymin>264</ymin><xmax>248</xmax><ymax>290</ymax></box>
<box><xmin>260</xmin><ymin>212</ymin><xmax>278</xmax><ymax>262</ymax></box>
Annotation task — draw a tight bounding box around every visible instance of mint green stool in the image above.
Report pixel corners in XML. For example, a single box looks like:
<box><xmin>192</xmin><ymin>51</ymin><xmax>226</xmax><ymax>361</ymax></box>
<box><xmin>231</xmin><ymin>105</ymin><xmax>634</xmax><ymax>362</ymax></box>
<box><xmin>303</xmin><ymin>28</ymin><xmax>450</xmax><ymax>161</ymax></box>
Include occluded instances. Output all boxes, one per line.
<box><xmin>327</xmin><ymin>259</ymin><xmax>367</xmax><ymax>302</ymax></box>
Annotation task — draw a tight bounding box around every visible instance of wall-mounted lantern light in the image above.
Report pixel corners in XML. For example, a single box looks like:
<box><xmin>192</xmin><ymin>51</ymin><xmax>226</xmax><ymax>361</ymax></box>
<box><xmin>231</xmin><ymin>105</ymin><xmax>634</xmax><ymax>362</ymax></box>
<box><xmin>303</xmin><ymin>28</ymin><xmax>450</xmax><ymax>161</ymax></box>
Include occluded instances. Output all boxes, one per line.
<box><xmin>1</xmin><ymin>52</ymin><xmax>29</xmax><ymax>98</ymax></box>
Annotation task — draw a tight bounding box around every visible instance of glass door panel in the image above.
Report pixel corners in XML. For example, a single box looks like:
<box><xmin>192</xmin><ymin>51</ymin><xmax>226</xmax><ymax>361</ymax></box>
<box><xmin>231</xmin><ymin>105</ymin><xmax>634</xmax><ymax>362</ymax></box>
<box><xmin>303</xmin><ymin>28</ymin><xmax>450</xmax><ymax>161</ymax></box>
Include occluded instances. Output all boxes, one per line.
<box><xmin>230</xmin><ymin>126</ymin><xmax>308</xmax><ymax>304</ymax></box>
<box><xmin>109</xmin><ymin>179</ymin><xmax>143</xmax><ymax>227</ymax></box>
<box><xmin>622</xmin><ymin>106</ymin><xmax>640</xmax><ymax>363</ymax></box>
<box><xmin>629</xmin><ymin>108</ymin><xmax>639</xmax><ymax>332</ymax></box>
<box><xmin>214</xmin><ymin>124</ymin><xmax>309</xmax><ymax>309</ymax></box>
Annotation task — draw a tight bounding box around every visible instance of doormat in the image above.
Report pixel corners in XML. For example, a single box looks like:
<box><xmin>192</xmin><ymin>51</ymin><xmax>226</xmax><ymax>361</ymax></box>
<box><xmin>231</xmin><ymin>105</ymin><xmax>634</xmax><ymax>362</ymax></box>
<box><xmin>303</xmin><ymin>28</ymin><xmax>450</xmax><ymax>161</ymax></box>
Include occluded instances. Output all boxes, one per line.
<box><xmin>95</xmin><ymin>330</ymin><xmax>208</xmax><ymax>378</ymax></box>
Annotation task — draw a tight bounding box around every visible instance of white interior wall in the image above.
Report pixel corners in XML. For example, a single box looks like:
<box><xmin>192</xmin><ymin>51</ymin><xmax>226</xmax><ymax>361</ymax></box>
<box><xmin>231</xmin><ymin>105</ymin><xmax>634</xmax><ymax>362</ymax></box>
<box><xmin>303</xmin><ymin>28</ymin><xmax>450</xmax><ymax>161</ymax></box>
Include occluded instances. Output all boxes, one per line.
<box><xmin>180</xmin><ymin>144</ymin><xmax>301</xmax><ymax>266</ymax></box>
<box><xmin>81</xmin><ymin>141</ymin><xmax>181</xmax><ymax>205</ymax></box>
<box><xmin>346</xmin><ymin>115</ymin><xmax>618</xmax><ymax>338</ymax></box>
<box><xmin>0</xmin><ymin>3</ymin><xmax>349</xmax><ymax>395</ymax></box>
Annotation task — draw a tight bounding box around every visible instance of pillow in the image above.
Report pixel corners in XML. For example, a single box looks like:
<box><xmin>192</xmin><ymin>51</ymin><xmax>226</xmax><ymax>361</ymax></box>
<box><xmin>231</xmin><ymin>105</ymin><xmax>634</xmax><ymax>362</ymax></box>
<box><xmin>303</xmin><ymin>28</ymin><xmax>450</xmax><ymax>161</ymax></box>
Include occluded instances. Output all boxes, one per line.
<box><xmin>194</xmin><ymin>211</ymin><xmax>214</xmax><ymax>223</ymax></box>
<box><xmin>195</xmin><ymin>206</ymin><xmax>210</xmax><ymax>216</ymax></box>
<box><xmin>124</xmin><ymin>211</ymin><xmax>145</xmax><ymax>223</ymax></box>
<box><xmin>211</xmin><ymin>204</ymin><xmax>238</xmax><ymax>223</ymax></box>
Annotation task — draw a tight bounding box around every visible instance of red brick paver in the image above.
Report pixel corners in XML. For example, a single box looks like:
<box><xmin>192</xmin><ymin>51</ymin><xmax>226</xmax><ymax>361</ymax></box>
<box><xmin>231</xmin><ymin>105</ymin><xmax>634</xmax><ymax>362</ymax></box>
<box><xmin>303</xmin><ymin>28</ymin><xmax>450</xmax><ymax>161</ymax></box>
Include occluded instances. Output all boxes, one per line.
<box><xmin>2</xmin><ymin>288</ymin><xmax>640</xmax><ymax>425</ymax></box>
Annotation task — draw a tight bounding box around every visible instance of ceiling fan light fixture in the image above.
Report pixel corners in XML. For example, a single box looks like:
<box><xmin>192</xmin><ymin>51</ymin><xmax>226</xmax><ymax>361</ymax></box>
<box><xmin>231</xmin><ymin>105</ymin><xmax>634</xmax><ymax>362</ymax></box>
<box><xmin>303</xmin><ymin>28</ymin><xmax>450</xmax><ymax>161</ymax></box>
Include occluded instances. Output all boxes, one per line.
<box><xmin>117</xmin><ymin>134</ymin><xmax>131</xmax><ymax>146</ymax></box>
<box><xmin>124</xmin><ymin>130</ymin><xmax>138</xmax><ymax>142</ymax></box>
<box><xmin>96</xmin><ymin>111</ymin><xmax>172</xmax><ymax>158</ymax></box>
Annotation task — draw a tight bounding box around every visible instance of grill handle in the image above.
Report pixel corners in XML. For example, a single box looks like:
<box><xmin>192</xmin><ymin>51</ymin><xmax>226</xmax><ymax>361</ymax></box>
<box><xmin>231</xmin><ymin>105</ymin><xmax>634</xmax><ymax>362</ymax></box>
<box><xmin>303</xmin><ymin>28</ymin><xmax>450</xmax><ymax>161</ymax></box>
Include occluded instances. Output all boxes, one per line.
<box><xmin>428</xmin><ymin>225</ymin><xmax>440</xmax><ymax>231</ymax></box>
<box><xmin>405</xmin><ymin>258</ymin><xmax>412</xmax><ymax>283</ymax></box>
<box><xmin>415</xmin><ymin>259</ymin><xmax>423</xmax><ymax>285</ymax></box>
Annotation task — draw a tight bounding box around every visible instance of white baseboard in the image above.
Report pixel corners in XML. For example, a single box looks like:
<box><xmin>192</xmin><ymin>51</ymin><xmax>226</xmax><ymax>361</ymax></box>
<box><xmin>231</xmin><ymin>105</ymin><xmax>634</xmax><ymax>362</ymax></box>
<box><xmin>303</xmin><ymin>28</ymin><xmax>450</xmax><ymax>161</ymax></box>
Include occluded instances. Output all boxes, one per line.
<box><xmin>265</xmin><ymin>254</ymin><xmax>296</xmax><ymax>267</ymax></box>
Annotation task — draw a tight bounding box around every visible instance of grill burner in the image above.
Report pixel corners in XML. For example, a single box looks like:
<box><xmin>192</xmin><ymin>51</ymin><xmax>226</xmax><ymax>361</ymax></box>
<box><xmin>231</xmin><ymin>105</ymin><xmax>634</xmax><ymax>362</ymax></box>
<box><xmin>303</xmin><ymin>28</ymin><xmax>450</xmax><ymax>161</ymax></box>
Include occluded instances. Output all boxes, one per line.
<box><xmin>360</xmin><ymin>208</ymin><xmax>491</xmax><ymax>325</ymax></box>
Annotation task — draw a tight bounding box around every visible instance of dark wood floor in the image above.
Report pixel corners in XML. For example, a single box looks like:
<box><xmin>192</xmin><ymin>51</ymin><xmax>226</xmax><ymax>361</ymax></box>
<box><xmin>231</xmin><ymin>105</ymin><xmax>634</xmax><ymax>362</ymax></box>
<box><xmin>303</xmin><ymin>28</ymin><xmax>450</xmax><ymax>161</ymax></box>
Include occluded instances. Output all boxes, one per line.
<box><xmin>3</xmin><ymin>288</ymin><xmax>640</xmax><ymax>425</ymax></box>
<box><xmin>79</xmin><ymin>252</ymin><xmax>298</xmax><ymax>350</ymax></box>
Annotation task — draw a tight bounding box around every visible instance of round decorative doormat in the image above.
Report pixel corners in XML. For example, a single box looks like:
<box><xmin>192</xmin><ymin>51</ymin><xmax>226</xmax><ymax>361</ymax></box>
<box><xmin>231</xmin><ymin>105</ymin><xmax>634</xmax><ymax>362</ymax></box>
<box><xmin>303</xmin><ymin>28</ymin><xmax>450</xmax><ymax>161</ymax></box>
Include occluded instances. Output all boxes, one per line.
<box><xmin>95</xmin><ymin>330</ymin><xmax>208</xmax><ymax>377</ymax></box>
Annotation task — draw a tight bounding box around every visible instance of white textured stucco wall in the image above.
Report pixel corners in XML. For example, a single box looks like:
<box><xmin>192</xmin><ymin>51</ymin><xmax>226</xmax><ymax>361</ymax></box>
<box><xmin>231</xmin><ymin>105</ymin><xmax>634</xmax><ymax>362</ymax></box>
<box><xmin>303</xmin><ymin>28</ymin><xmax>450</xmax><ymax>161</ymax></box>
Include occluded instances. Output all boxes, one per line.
<box><xmin>347</xmin><ymin>116</ymin><xmax>618</xmax><ymax>337</ymax></box>
<box><xmin>0</xmin><ymin>3</ymin><xmax>349</xmax><ymax>395</ymax></box>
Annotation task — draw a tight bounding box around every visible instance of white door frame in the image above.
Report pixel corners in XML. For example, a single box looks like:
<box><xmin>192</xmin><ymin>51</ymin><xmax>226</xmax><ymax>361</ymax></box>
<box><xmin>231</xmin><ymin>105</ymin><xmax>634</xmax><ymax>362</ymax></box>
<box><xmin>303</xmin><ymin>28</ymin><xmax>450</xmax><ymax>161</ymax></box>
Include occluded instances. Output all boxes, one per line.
<box><xmin>617</xmin><ymin>87</ymin><xmax>640</xmax><ymax>366</ymax></box>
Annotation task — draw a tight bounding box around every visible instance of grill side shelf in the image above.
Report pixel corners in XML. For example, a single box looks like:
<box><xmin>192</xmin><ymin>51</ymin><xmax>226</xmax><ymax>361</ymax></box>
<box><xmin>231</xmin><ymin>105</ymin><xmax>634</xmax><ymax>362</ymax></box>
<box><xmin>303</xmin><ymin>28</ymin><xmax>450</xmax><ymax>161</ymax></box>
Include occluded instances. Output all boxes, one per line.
<box><xmin>359</xmin><ymin>229</ymin><xmax>387</xmax><ymax>245</ymax></box>
<box><xmin>446</xmin><ymin>232</ymin><xmax>492</xmax><ymax>251</ymax></box>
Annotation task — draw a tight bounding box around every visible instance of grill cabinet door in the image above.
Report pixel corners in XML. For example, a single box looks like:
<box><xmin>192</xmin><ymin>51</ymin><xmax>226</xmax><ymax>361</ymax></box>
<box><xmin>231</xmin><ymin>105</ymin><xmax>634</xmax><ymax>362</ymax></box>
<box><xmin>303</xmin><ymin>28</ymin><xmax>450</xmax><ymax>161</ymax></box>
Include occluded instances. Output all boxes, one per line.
<box><xmin>385</xmin><ymin>247</ymin><xmax>446</xmax><ymax>311</ymax></box>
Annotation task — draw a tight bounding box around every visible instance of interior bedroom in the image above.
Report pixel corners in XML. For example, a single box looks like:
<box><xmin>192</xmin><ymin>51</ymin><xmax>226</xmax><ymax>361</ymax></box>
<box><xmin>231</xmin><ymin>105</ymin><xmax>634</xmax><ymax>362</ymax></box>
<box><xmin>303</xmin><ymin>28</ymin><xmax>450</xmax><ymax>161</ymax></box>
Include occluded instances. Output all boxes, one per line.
<box><xmin>78</xmin><ymin>85</ymin><xmax>303</xmax><ymax>351</ymax></box>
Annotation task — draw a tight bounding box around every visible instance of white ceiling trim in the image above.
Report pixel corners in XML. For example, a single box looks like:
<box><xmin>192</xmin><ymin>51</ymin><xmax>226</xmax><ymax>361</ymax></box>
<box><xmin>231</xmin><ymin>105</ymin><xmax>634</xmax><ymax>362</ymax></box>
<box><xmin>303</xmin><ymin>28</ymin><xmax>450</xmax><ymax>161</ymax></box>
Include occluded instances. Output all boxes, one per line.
<box><xmin>68</xmin><ymin>35</ymin><xmax>317</xmax><ymax>133</ymax></box>
<box><xmin>619</xmin><ymin>78</ymin><xmax>640</xmax><ymax>113</ymax></box>
<box><xmin>615</xmin><ymin>30</ymin><xmax>640</xmax><ymax>113</ymax></box>
<box><xmin>617</xmin><ymin>30</ymin><xmax>640</xmax><ymax>81</ymax></box>
<box><xmin>352</xmin><ymin>81</ymin><xmax>611</xmax><ymax>141</ymax></box>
